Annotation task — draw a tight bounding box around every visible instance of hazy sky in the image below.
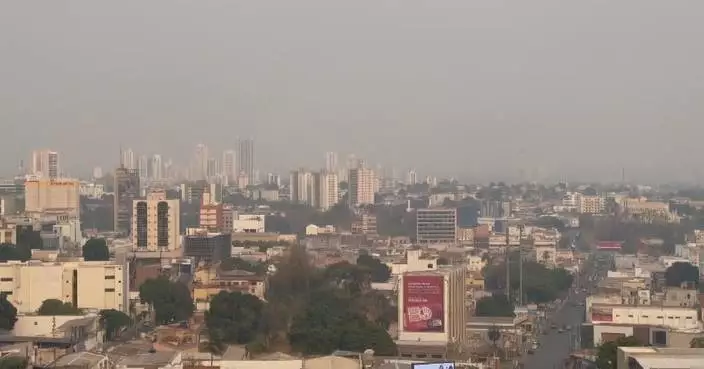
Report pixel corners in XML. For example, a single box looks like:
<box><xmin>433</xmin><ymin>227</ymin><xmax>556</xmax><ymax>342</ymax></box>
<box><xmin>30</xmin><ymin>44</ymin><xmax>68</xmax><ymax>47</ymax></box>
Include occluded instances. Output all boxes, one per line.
<box><xmin>2</xmin><ymin>1</ymin><xmax>704</xmax><ymax>183</ymax></box>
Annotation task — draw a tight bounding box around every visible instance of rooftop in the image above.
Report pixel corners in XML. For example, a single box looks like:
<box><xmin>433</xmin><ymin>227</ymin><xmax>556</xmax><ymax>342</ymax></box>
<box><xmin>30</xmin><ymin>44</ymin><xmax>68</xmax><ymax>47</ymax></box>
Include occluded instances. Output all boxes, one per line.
<box><xmin>53</xmin><ymin>352</ymin><xmax>107</xmax><ymax>368</ymax></box>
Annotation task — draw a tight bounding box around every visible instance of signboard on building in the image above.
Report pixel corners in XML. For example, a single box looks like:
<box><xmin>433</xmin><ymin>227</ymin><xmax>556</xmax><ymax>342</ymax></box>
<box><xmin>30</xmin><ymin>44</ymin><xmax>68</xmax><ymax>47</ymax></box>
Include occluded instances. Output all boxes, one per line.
<box><xmin>412</xmin><ymin>363</ymin><xmax>455</xmax><ymax>369</ymax></box>
<box><xmin>403</xmin><ymin>275</ymin><xmax>444</xmax><ymax>332</ymax></box>
<box><xmin>596</xmin><ymin>241</ymin><xmax>622</xmax><ymax>251</ymax></box>
<box><xmin>591</xmin><ymin>306</ymin><xmax>614</xmax><ymax>322</ymax></box>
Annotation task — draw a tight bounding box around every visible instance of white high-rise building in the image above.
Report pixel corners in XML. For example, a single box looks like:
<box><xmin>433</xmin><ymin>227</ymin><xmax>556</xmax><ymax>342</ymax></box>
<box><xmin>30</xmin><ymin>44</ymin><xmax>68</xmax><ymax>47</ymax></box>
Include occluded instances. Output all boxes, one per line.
<box><xmin>325</xmin><ymin>152</ymin><xmax>338</xmax><ymax>173</ymax></box>
<box><xmin>316</xmin><ymin>171</ymin><xmax>339</xmax><ymax>211</ymax></box>
<box><xmin>151</xmin><ymin>155</ymin><xmax>162</xmax><ymax>180</ymax></box>
<box><xmin>407</xmin><ymin>169</ymin><xmax>418</xmax><ymax>185</ymax></box>
<box><xmin>138</xmin><ymin>155</ymin><xmax>149</xmax><ymax>180</ymax></box>
<box><xmin>191</xmin><ymin>144</ymin><xmax>209</xmax><ymax>180</ymax></box>
<box><xmin>290</xmin><ymin>169</ymin><xmax>313</xmax><ymax>205</ymax></box>
<box><xmin>349</xmin><ymin>164</ymin><xmax>375</xmax><ymax>207</ymax></box>
<box><xmin>31</xmin><ymin>149</ymin><xmax>60</xmax><ymax>179</ymax></box>
<box><xmin>222</xmin><ymin>150</ymin><xmax>237</xmax><ymax>182</ymax></box>
<box><xmin>121</xmin><ymin>149</ymin><xmax>136</xmax><ymax>170</ymax></box>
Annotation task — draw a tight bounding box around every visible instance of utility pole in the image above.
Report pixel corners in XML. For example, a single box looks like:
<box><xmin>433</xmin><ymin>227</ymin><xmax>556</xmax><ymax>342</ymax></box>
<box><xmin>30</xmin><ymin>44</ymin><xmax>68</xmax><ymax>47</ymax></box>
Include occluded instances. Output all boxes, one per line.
<box><xmin>518</xmin><ymin>225</ymin><xmax>524</xmax><ymax>307</ymax></box>
<box><xmin>505</xmin><ymin>225</ymin><xmax>511</xmax><ymax>301</ymax></box>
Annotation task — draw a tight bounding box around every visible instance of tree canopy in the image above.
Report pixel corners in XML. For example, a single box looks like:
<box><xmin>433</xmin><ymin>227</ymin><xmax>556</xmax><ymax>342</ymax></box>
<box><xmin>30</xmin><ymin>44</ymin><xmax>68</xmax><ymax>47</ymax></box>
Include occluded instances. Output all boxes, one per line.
<box><xmin>596</xmin><ymin>336</ymin><xmax>642</xmax><ymax>369</ymax></box>
<box><xmin>139</xmin><ymin>277</ymin><xmax>194</xmax><ymax>325</ymax></box>
<box><xmin>100</xmin><ymin>309</ymin><xmax>131</xmax><ymax>341</ymax></box>
<box><xmin>220</xmin><ymin>257</ymin><xmax>267</xmax><ymax>275</ymax></box>
<box><xmin>484</xmin><ymin>257</ymin><xmax>573</xmax><ymax>304</ymax></box>
<box><xmin>665</xmin><ymin>262</ymin><xmax>699</xmax><ymax>288</ymax></box>
<box><xmin>0</xmin><ymin>356</ymin><xmax>27</xmax><ymax>369</ymax></box>
<box><xmin>37</xmin><ymin>299</ymin><xmax>81</xmax><ymax>315</ymax></box>
<box><xmin>534</xmin><ymin>216</ymin><xmax>566</xmax><ymax>232</ymax></box>
<box><xmin>82</xmin><ymin>238</ymin><xmax>110</xmax><ymax>261</ymax></box>
<box><xmin>475</xmin><ymin>294</ymin><xmax>514</xmax><ymax>317</ymax></box>
<box><xmin>207</xmin><ymin>245</ymin><xmax>398</xmax><ymax>356</ymax></box>
<box><xmin>0</xmin><ymin>294</ymin><xmax>17</xmax><ymax>330</ymax></box>
<box><xmin>356</xmin><ymin>254</ymin><xmax>391</xmax><ymax>283</ymax></box>
<box><xmin>205</xmin><ymin>291</ymin><xmax>264</xmax><ymax>353</ymax></box>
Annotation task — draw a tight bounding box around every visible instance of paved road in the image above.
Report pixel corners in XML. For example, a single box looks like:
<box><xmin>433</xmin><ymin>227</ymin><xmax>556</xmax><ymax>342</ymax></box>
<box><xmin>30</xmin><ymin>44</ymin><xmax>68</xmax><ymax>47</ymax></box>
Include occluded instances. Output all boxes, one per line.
<box><xmin>521</xmin><ymin>293</ymin><xmax>586</xmax><ymax>369</ymax></box>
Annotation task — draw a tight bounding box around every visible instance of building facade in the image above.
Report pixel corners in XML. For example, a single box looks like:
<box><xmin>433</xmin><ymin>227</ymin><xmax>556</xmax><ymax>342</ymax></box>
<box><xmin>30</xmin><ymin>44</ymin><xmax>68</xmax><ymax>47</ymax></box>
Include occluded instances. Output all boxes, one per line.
<box><xmin>24</xmin><ymin>177</ymin><xmax>80</xmax><ymax>218</ymax></box>
<box><xmin>348</xmin><ymin>167</ymin><xmax>375</xmax><ymax>207</ymax></box>
<box><xmin>113</xmin><ymin>166</ymin><xmax>140</xmax><ymax>234</ymax></box>
<box><xmin>416</xmin><ymin>208</ymin><xmax>457</xmax><ymax>244</ymax></box>
<box><xmin>131</xmin><ymin>189</ymin><xmax>180</xmax><ymax>251</ymax></box>
<box><xmin>0</xmin><ymin>261</ymin><xmax>127</xmax><ymax>314</ymax></box>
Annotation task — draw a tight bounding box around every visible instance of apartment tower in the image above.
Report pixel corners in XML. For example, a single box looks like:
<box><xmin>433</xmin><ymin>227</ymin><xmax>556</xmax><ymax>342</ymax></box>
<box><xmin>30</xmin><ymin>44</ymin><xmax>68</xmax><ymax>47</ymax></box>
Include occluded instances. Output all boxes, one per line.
<box><xmin>132</xmin><ymin>189</ymin><xmax>180</xmax><ymax>251</ymax></box>
<box><xmin>348</xmin><ymin>165</ymin><xmax>375</xmax><ymax>208</ymax></box>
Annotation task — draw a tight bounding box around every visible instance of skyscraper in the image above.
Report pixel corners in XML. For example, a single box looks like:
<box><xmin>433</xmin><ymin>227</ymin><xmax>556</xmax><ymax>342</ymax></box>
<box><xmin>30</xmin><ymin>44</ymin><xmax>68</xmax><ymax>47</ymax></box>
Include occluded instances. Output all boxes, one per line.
<box><xmin>222</xmin><ymin>150</ymin><xmax>237</xmax><ymax>182</ymax></box>
<box><xmin>121</xmin><ymin>149</ymin><xmax>136</xmax><ymax>170</ymax></box>
<box><xmin>191</xmin><ymin>144</ymin><xmax>209</xmax><ymax>181</ymax></box>
<box><xmin>314</xmin><ymin>171</ymin><xmax>339</xmax><ymax>211</ymax></box>
<box><xmin>151</xmin><ymin>155</ymin><xmax>162</xmax><ymax>180</ymax></box>
<box><xmin>31</xmin><ymin>149</ymin><xmax>60</xmax><ymax>179</ymax></box>
<box><xmin>325</xmin><ymin>152</ymin><xmax>338</xmax><ymax>173</ymax></box>
<box><xmin>349</xmin><ymin>163</ymin><xmax>375</xmax><ymax>208</ymax></box>
<box><xmin>290</xmin><ymin>169</ymin><xmax>312</xmax><ymax>205</ymax></box>
<box><xmin>238</xmin><ymin>138</ymin><xmax>255</xmax><ymax>185</ymax></box>
<box><xmin>132</xmin><ymin>189</ymin><xmax>180</xmax><ymax>251</ymax></box>
<box><xmin>114</xmin><ymin>166</ymin><xmax>140</xmax><ymax>234</ymax></box>
<box><xmin>138</xmin><ymin>155</ymin><xmax>149</xmax><ymax>180</ymax></box>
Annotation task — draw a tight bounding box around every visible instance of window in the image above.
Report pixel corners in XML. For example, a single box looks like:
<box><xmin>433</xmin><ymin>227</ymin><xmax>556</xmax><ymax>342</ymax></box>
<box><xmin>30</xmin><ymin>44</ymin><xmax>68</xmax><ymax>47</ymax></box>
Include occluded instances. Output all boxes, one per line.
<box><xmin>104</xmin><ymin>288</ymin><xmax>115</xmax><ymax>292</ymax></box>
<box><xmin>642</xmin><ymin>315</ymin><xmax>648</xmax><ymax>318</ymax></box>
<box><xmin>628</xmin><ymin>315</ymin><xmax>634</xmax><ymax>318</ymax></box>
<box><xmin>0</xmin><ymin>278</ymin><xmax>12</xmax><ymax>282</ymax></box>
<box><xmin>686</xmin><ymin>317</ymin><xmax>693</xmax><ymax>319</ymax></box>
<box><xmin>657</xmin><ymin>316</ymin><xmax>663</xmax><ymax>319</ymax></box>
<box><xmin>1</xmin><ymin>291</ymin><xmax>11</xmax><ymax>295</ymax></box>
<box><xmin>105</xmin><ymin>275</ymin><xmax>115</xmax><ymax>280</ymax></box>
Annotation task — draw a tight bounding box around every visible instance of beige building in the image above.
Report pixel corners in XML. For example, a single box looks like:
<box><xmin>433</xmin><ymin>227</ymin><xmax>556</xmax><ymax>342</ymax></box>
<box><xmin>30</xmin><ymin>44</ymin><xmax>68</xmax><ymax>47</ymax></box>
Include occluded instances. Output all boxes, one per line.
<box><xmin>132</xmin><ymin>189</ymin><xmax>180</xmax><ymax>251</ymax></box>
<box><xmin>0</xmin><ymin>261</ymin><xmax>127</xmax><ymax>314</ymax></box>
<box><xmin>578</xmin><ymin>195</ymin><xmax>605</xmax><ymax>214</ymax></box>
<box><xmin>24</xmin><ymin>177</ymin><xmax>80</xmax><ymax>217</ymax></box>
<box><xmin>348</xmin><ymin>166</ymin><xmax>375</xmax><ymax>207</ymax></box>
<box><xmin>31</xmin><ymin>149</ymin><xmax>60</xmax><ymax>179</ymax></box>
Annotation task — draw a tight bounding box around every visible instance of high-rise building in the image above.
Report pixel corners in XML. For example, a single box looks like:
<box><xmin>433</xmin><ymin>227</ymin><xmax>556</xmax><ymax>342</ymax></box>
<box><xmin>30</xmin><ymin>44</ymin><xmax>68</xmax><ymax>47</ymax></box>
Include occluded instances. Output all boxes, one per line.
<box><xmin>31</xmin><ymin>149</ymin><xmax>60</xmax><ymax>179</ymax></box>
<box><xmin>238</xmin><ymin>138</ymin><xmax>255</xmax><ymax>185</ymax></box>
<box><xmin>348</xmin><ymin>165</ymin><xmax>375</xmax><ymax>207</ymax></box>
<box><xmin>267</xmin><ymin>173</ymin><xmax>281</xmax><ymax>187</ymax></box>
<box><xmin>191</xmin><ymin>144</ymin><xmax>209</xmax><ymax>180</ymax></box>
<box><xmin>325</xmin><ymin>152</ymin><xmax>338</xmax><ymax>173</ymax></box>
<box><xmin>290</xmin><ymin>169</ymin><xmax>312</xmax><ymax>205</ymax></box>
<box><xmin>138</xmin><ymin>155</ymin><xmax>149</xmax><ymax>179</ymax></box>
<box><xmin>416</xmin><ymin>208</ymin><xmax>457</xmax><ymax>244</ymax></box>
<box><xmin>121</xmin><ymin>149</ymin><xmax>136</xmax><ymax>170</ymax></box>
<box><xmin>314</xmin><ymin>171</ymin><xmax>338</xmax><ymax>211</ymax></box>
<box><xmin>114</xmin><ymin>166</ymin><xmax>140</xmax><ymax>234</ymax></box>
<box><xmin>207</xmin><ymin>157</ymin><xmax>218</xmax><ymax>179</ymax></box>
<box><xmin>132</xmin><ymin>189</ymin><xmax>180</xmax><ymax>251</ymax></box>
<box><xmin>407</xmin><ymin>169</ymin><xmax>418</xmax><ymax>185</ymax></box>
<box><xmin>222</xmin><ymin>150</ymin><xmax>237</xmax><ymax>182</ymax></box>
<box><xmin>24</xmin><ymin>177</ymin><xmax>80</xmax><ymax>217</ymax></box>
<box><xmin>151</xmin><ymin>155</ymin><xmax>162</xmax><ymax>180</ymax></box>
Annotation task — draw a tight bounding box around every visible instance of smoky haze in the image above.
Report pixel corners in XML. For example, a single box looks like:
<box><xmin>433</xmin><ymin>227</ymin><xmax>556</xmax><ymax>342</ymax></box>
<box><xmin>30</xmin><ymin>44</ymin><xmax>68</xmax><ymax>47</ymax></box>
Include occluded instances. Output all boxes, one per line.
<box><xmin>1</xmin><ymin>0</ymin><xmax>703</xmax><ymax>183</ymax></box>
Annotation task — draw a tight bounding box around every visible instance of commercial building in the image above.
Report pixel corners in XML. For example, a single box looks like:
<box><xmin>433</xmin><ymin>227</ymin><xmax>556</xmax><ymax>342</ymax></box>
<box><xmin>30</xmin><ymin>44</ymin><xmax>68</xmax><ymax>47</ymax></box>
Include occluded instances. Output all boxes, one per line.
<box><xmin>183</xmin><ymin>228</ymin><xmax>231</xmax><ymax>265</ymax></box>
<box><xmin>416</xmin><ymin>208</ymin><xmax>457</xmax><ymax>244</ymax></box>
<box><xmin>232</xmin><ymin>213</ymin><xmax>265</xmax><ymax>233</ymax></box>
<box><xmin>348</xmin><ymin>166</ymin><xmax>375</xmax><ymax>207</ymax></box>
<box><xmin>0</xmin><ymin>260</ymin><xmax>128</xmax><ymax>314</ymax></box>
<box><xmin>351</xmin><ymin>213</ymin><xmax>377</xmax><ymax>235</ymax></box>
<box><xmin>397</xmin><ymin>266</ymin><xmax>467</xmax><ymax>357</ymax></box>
<box><xmin>31</xmin><ymin>149</ymin><xmax>60</xmax><ymax>179</ymax></box>
<box><xmin>131</xmin><ymin>189</ymin><xmax>180</xmax><ymax>251</ymax></box>
<box><xmin>24</xmin><ymin>177</ymin><xmax>80</xmax><ymax>218</ymax></box>
<box><xmin>589</xmin><ymin>303</ymin><xmax>701</xmax><ymax>331</ymax></box>
<box><xmin>199</xmin><ymin>192</ymin><xmax>224</xmax><ymax>232</ymax></box>
<box><xmin>578</xmin><ymin>195</ymin><xmax>605</xmax><ymax>214</ymax></box>
<box><xmin>113</xmin><ymin>166</ymin><xmax>140</xmax><ymax>234</ymax></box>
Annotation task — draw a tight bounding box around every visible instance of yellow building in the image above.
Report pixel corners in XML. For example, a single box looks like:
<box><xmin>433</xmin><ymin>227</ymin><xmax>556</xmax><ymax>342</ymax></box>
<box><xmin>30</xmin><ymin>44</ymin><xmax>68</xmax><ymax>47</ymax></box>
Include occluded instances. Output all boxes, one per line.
<box><xmin>466</xmin><ymin>271</ymin><xmax>485</xmax><ymax>290</ymax></box>
<box><xmin>132</xmin><ymin>189</ymin><xmax>180</xmax><ymax>251</ymax></box>
<box><xmin>0</xmin><ymin>261</ymin><xmax>126</xmax><ymax>314</ymax></box>
<box><xmin>192</xmin><ymin>265</ymin><xmax>266</xmax><ymax>311</ymax></box>
<box><xmin>24</xmin><ymin>177</ymin><xmax>80</xmax><ymax>217</ymax></box>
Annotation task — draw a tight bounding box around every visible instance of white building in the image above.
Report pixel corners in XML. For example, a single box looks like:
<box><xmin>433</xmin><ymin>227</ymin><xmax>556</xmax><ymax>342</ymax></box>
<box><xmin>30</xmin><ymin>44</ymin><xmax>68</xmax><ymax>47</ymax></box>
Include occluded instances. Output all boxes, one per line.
<box><xmin>232</xmin><ymin>213</ymin><xmax>265</xmax><ymax>233</ymax></box>
<box><xmin>589</xmin><ymin>304</ymin><xmax>701</xmax><ymax>331</ymax></box>
<box><xmin>348</xmin><ymin>166</ymin><xmax>375</xmax><ymax>207</ymax></box>
<box><xmin>315</xmin><ymin>171</ymin><xmax>338</xmax><ymax>211</ymax></box>
<box><xmin>0</xmin><ymin>260</ymin><xmax>128</xmax><ymax>314</ymax></box>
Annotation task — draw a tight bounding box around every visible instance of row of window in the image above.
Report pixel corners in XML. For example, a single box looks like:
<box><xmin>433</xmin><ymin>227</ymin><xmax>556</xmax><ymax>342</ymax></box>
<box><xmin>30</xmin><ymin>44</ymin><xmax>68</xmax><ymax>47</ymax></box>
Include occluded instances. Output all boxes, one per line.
<box><xmin>616</xmin><ymin>314</ymin><xmax>693</xmax><ymax>320</ymax></box>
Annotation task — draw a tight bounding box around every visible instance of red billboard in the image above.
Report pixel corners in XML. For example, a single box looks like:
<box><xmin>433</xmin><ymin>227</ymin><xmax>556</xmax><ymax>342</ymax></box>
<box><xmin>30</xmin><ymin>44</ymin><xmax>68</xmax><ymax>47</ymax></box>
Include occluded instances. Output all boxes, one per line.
<box><xmin>591</xmin><ymin>306</ymin><xmax>613</xmax><ymax>322</ymax></box>
<box><xmin>403</xmin><ymin>275</ymin><xmax>445</xmax><ymax>332</ymax></box>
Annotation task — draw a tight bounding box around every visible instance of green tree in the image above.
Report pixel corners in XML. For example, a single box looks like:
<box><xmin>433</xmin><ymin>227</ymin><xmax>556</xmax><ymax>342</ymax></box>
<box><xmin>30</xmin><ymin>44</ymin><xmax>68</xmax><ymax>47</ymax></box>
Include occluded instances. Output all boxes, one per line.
<box><xmin>0</xmin><ymin>294</ymin><xmax>17</xmax><ymax>330</ymax></box>
<box><xmin>205</xmin><ymin>291</ymin><xmax>264</xmax><ymax>353</ymax></box>
<box><xmin>690</xmin><ymin>337</ymin><xmax>704</xmax><ymax>348</ymax></box>
<box><xmin>484</xmin><ymin>258</ymin><xmax>573</xmax><ymax>304</ymax></box>
<box><xmin>100</xmin><ymin>309</ymin><xmax>131</xmax><ymax>341</ymax></box>
<box><xmin>665</xmin><ymin>262</ymin><xmax>700</xmax><ymax>288</ymax></box>
<box><xmin>535</xmin><ymin>216</ymin><xmax>566</xmax><ymax>232</ymax></box>
<box><xmin>37</xmin><ymin>299</ymin><xmax>81</xmax><ymax>315</ymax></box>
<box><xmin>220</xmin><ymin>257</ymin><xmax>267</xmax><ymax>275</ymax></box>
<box><xmin>139</xmin><ymin>277</ymin><xmax>194</xmax><ymax>325</ymax></box>
<box><xmin>0</xmin><ymin>356</ymin><xmax>27</xmax><ymax>369</ymax></box>
<box><xmin>356</xmin><ymin>254</ymin><xmax>391</xmax><ymax>283</ymax></box>
<box><xmin>596</xmin><ymin>336</ymin><xmax>642</xmax><ymax>369</ymax></box>
<box><xmin>0</xmin><ymin>243</ymin><xmax>30</xmax><ymax>262</ymax></box>
<box><xmin>475</xmin><ymin>294</ymin><xmax>514</xmax><ymax>317</ymax></box>
<box><xmin>82</xmin><ymin>238</ymin><xmax>109</xmax><ymax>261</ymax></box>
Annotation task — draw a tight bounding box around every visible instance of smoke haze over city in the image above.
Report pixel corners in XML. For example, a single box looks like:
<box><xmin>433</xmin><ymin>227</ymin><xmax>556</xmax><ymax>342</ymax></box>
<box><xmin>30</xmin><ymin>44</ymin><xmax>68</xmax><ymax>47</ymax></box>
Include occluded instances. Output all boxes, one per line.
<box><xmin>2</xmin><ymin>0</ymin><xmax>704</xmax><ymax>183</ymax></box>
